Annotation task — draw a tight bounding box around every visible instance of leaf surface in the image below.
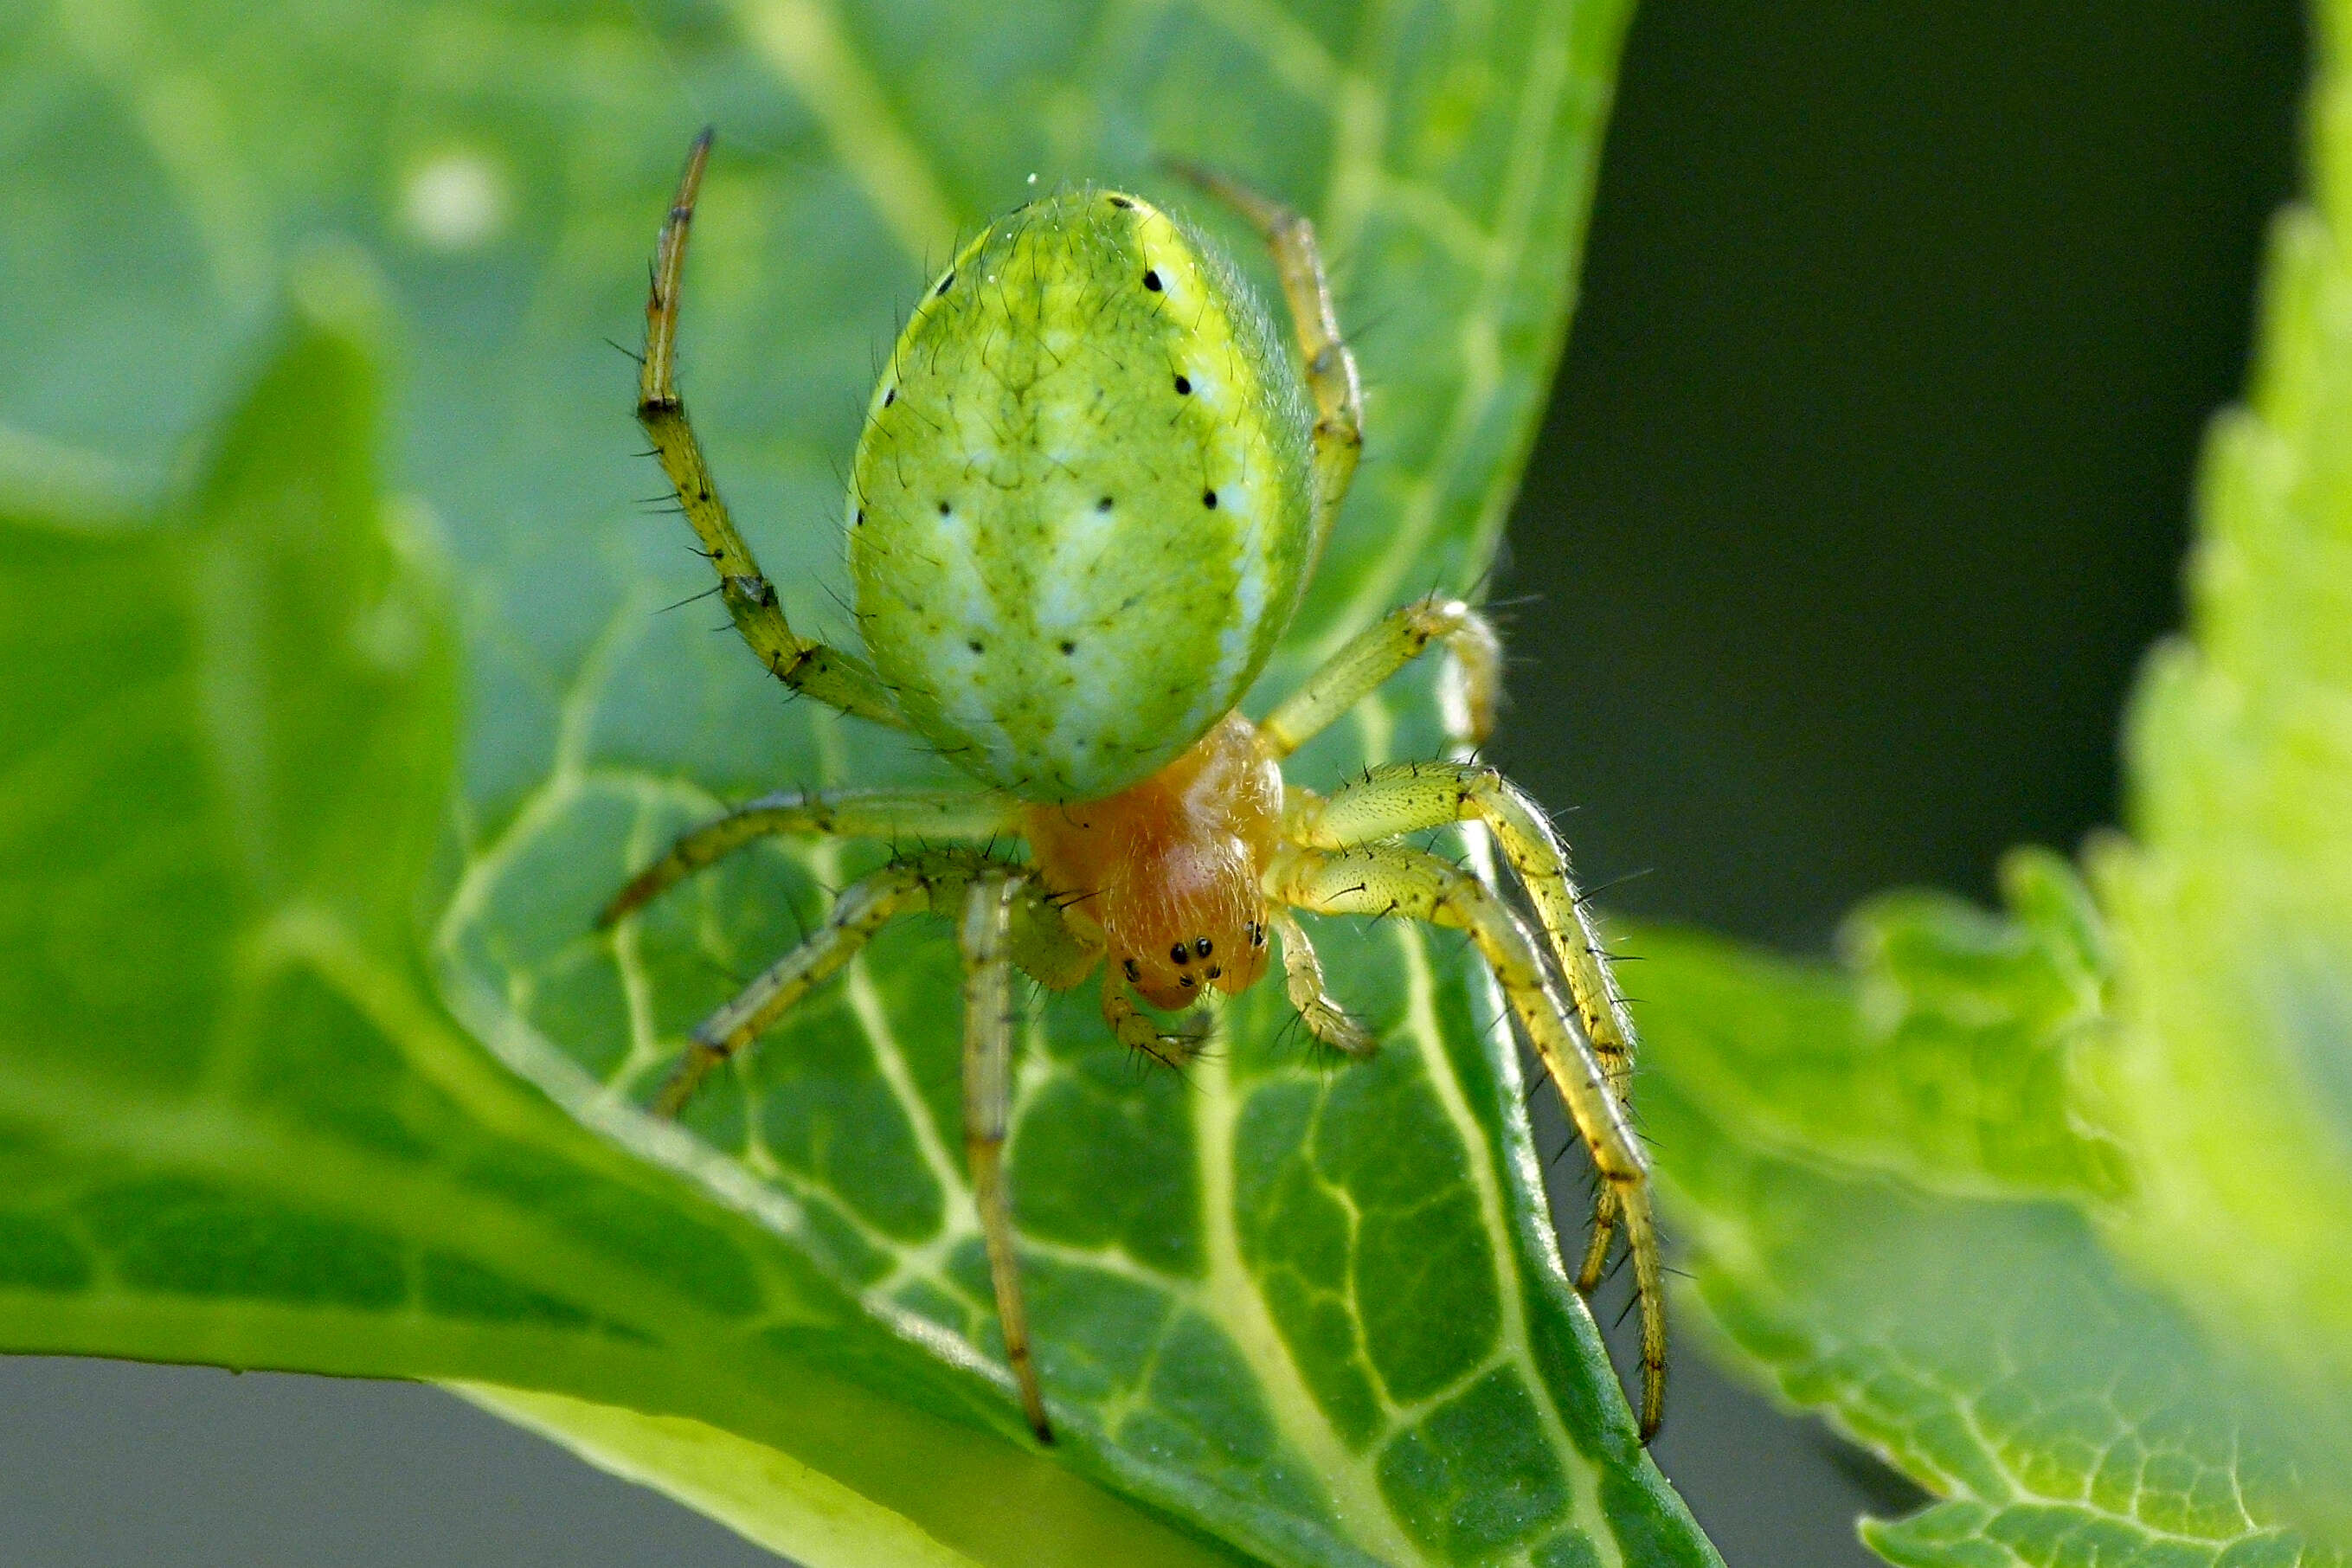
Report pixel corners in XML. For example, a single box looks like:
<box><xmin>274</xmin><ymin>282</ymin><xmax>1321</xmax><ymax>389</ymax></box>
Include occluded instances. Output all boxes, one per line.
<box><xmin>1636</xmin><ymin>912</ymin><xmax>2337</xmax><ymax>1566</ymax></box>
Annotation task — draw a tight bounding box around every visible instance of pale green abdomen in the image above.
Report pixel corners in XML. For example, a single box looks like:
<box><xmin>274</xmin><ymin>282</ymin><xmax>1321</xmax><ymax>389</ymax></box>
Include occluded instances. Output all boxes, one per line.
<box><xmin>849</xmin><ymin>190</ymin><xmax>1314</xmax><ymax>803</ymax></box>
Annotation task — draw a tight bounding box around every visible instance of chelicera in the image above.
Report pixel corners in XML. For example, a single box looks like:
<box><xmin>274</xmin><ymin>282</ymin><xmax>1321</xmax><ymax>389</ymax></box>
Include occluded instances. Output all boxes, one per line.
<box><xmin>603</xmin><ymin>132</ymin><xmax>1663</xmax><ymax>1444</ymax></box>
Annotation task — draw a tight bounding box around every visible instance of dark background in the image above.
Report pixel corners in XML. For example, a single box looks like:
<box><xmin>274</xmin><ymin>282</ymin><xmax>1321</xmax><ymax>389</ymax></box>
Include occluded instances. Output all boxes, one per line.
<box><xmin>1493</xmin><ymin>4</ymin><xmax>2305</xmax><ymax>1559</ymax></box>
<box><xmin>0</xmin><ymin>3</ymin><xmax>2308</xmax><ymax>1563</ymax></box>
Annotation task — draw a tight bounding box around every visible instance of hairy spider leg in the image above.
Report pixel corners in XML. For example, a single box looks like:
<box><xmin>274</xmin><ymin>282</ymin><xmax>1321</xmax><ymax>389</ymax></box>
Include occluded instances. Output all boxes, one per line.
<box><xmin>958</xmin><ymin>871</ymin><xmax>1053</xmax><ymax>1442</ymax></box>
<box><xmin>1253</xmin><ymin>584</ymin><xmax>1646</xmax><ymax>1359</ymax></box>
<box><xmin>1284</xmin><ymin>762</ymin><xmax>1653</xmax><ymax>1359</ymax></box>
<box><xmin>597</xmin><ymin>787</ymin><xmax>1023</xmax><ymax>929</ymax></box>
<box><xmin>1096</xmin><ymin>968</ymin><xmax>1216</xmax><ymax>1064</ymax></box>
<box><xmin>638</xmin><ymin>132</ymin><xmax>903</xmax><ymax>728</ymax></box>
<box><xmin>1267</xmin><ymin>908</ymin><xmax>1374</xmax><ymax>1055</ymax></box>
<box><xmin>1248</xmin><ymin>592</ymin><xmax>1647</xmax><ymax>1295</ymax></box>
<box><xmin>1272</xmin><ymin>843</ymin><xmax>1665</xmax><ymax>1441</ymax></box>
<box><xmin>651</xmin><ymin>859</ymin><xmax>929</xmax><ymax>1116</ymax></box>
<box><xmin>1260</xmin><ymin>594</ymin><xmax>1505</xmax><ymax>759</ymax></box>
<box><xmin>1168</xmin><ymin>163</ymin><xmax>1363</xmax><ymax>572</ymax></box>
<box><xmin>647</xmin><ymin>848</ymin><xmax>1087</xmax><ymax>1116</ymax></box>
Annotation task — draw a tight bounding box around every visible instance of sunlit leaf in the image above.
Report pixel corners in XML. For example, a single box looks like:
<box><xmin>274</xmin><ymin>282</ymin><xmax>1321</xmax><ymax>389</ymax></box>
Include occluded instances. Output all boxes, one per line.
<box><xmin>1637</xmin><ymin>920</ymin><xmax>2334</xmax><ymax>1566</ymax></box>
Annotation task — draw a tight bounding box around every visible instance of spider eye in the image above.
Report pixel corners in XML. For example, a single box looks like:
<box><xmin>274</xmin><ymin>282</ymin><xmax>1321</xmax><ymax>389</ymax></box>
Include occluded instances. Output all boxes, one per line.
<box><xmin>1193</xmin><ymin>936</ymin><xmax>1212</xmax><ymax>958</ymax></box>
<box><xmin>1123</xmin><ymin>957</ymin><xmax>1141</xmax><ymax>981</ymax></box>
<box><xmin>1170</xmin><ymin>943</ymin><xmax>1189</xmax><ymax>966</ymax></box>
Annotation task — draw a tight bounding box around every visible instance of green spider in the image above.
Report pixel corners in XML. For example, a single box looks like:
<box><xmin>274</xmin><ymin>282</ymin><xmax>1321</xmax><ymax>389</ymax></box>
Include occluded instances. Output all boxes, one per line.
<box><xmin>601</xmin><ymin>132</ymin><xmax>1663</xmax><ymax>1443</ymax></box>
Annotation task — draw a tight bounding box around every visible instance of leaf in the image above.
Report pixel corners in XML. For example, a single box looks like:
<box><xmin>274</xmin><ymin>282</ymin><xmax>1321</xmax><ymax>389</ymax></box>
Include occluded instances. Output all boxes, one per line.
<box><xmin>1</xmin><ymin>0</ymin><xmax>1720</xmax><ymax>1562</ymax></box>
<box><xmin>1651</xmin><ymin>847</ymin><xmax>2128</xmax><ymax>1204</ymax></box>
<box><xmin>0</xmin><ymin>259</ymin><xmax>1266</xmax><ymax>1568</ymax></box>
<box><xmin>1627</xmin><ymin>3</ymin><xmax>2352</xmax><ymax>1555</ymax></box>
<box><xmin>1636</xmin><ymin>920</ymin><xmax>2336</xmax><ymax>1568</ymax></box>
<box><xmin>2074</xmin><ymin>1</ymin><xmax>2352</xmax><ymax>1516</ymax></box>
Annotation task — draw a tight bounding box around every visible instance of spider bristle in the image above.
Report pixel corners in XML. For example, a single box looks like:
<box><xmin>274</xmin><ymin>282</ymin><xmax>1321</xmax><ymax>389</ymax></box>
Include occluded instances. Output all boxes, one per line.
<box><xmin>695</xmin><ymin>951</ymin><xmax>751</xmax><ymax>990</ymax></box>
<box><xmin>1612</xmin><ymin>1288</ymin><xmax>1643</xmax><ymax>1331</ymax></box>
<box><xmin>817</xmin><ymin>578</ymin><xmax>860</xmax><ymax>629</ymax></box>
<box><xmin>1575</xmin><ymin>867</ymin><xmax>1656</xmax><ymax>905</ymax></box>
<box><xmin>657</xmin><ymin>584</ymin><xmax>724</xmax><ymax>614</ymax></box>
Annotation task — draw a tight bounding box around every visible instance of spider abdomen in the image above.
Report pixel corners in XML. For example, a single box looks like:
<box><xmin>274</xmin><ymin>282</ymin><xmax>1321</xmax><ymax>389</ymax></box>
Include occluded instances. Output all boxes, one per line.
<box><xmin>849</xmin><ymin>190</ymin><xmax>1315</xmax><ymax>803</ymax></box>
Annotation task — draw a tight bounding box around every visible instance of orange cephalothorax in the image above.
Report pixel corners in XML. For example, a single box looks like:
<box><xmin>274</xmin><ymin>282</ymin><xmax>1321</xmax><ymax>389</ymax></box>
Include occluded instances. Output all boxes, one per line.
<box><xmin>1022</xmin><ymin>712</ymin><xmax>1282</xmax><ymax>1010</ymax></box>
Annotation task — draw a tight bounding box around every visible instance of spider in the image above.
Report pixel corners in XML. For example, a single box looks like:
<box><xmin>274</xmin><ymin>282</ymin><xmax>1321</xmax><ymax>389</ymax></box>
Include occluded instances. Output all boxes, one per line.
<box><xmin>601</xmin><ymin>132</ymin><xmax>1663</xmax><ymax>1445</ymax></box>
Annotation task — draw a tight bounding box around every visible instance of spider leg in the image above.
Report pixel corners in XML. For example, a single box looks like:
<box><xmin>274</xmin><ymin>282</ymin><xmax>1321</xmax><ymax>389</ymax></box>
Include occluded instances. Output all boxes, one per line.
<box><xmin>1100</xmin><ymin>970</ymin><xmax>1211</xmax><ymax>1066</ymax></box>
<box><xmin>1578</xmin><ymin>1186</ymin><xmax>1623</xmax><ymax>1297</ymax></box>
<box><xmin>650</xmin><ymin>857</ymin><xmax>936</xmax><ymax>1117</ymax></box>
<box><xmin>1271</xmin><ymin>842</ymin><xmax>1665</xmax><ymax>1441</ymax></box>
<box><xmin>639</xmin><ymin>132</ymin><xmax>904</xmax><ymax>729</ymax></box>
<box><xmin>1268</xmin><ymin>909</ymin><xmax>1374</xmax><ymax>1056</ymax></box>
<box><xmin>652</xmin><ymin>845</ymin><xmax>1080</xmax><ymax>1439</ymax></box>
<box><xmin>652</xmin><ymin>846</ymin><xmax>1049</xmax><ymax>1115</ymax></box>
<box><xmin>598</xmin><ymin>786</ymin><xmax>1023</xmax><ymax>928</ymax></box>
<box><xmin>958</xmin><ymin>870</ymin><xmax>1053</xmax><ymax>1443</ymax></box>
<box><xmin>1164</xmin><ymin>162</ymin><xmax>1361</xmax><ymax>573</ymax></box>
<box><xmin>1288</xmin><ymin>762</ymin><xmax>1641</xmax><ymax>1128</ymax></box>
<box><xmin>1259</xmin><ymin>595</ymin><xmax>1503</xmax><ymax>759</ymax></box>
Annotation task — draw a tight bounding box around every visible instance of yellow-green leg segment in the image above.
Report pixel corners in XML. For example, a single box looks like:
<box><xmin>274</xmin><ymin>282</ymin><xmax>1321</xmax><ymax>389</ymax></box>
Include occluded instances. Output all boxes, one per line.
<box><xmin>1288</xmin><ymin>762</ymin><xmax>1639</xmax><ymax>1099</ymax></box>
<box><xmin>1169</xmin><ymin>163</ymin><xmax>1364</xmax><ymax>565</ymax></box>
<box><xmin>1288</xmin><ymin>760</ymin><xmax>1645</xmax><ymax>1295</ymax></box>
<box><xmin>648</xmin><ymin>858</ymin><xmax>937</xmax><ymax>1118</ymax></box>
<box><xmin>639</xmin><ymin>132</ymin><xmax>904</xmax><ymax>728</ymax></box>
<box><xmin>1260</xmin><ymin>595</ymin><xmax>1504</xmax><ymax>758</ymax></box>
<box><xmin>959</xmin><ymin>870</ymin><xmax>1052</xmax><ymax>1442</ymax></box>
<box><xmin>1272</xmin><ymin>842</ymin><xmax>1665</xmax><ymax>1441</ymax></box>
<box><xmin>1269</xmin><ymin>909</ymin><xmax>1373</xmax><ymax>1056</ymax></box>
<box><xmin>646</xmin><ymin>848</ymin><xmax>1061</xmax><ymax>1113</ymax></box>
<box><xmin>598</xmin><ymin>787</ymin><xmax>1022</xmax><ymax>929</ymax></box>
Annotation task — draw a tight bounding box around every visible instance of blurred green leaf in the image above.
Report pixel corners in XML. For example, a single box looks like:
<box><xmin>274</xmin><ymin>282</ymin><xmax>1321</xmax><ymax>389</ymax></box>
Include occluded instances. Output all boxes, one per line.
<box><xmin>0</xmin><ymin>0</ymin><xmax>1724</xmax><ymax>1562</ymax></box>
<box><xmin>2077</xmin><ymin>3</ymin><xmax>2352</xmax><ymax>1515</ymax></box>
<box><xmin>1638</xmin><ymin>920</ymin><xmax>2334</xmax><ymax>1567</ymax></box>
<box><xmin>1631</xmin><ymin>3</ymin><xmax>2352</xmax><ymax>1558</ymax></box>
<box><xmin>1651</xmin><ymin>847</ymin><xmax>2128</xmax><ymax>1204</ymax></box>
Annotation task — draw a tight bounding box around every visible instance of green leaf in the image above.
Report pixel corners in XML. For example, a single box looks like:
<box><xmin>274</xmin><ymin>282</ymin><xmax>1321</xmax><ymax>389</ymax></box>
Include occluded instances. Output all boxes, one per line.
<box><xmin>2</xmin><ymin>1</ymin><xmax>1721</xmax><ymax>1562</ymax></box>
<box><xmin>0</xmin><ymin>260</ymin><xmax>1274</xmax><ymax>1568</ymax></box>
<box><xmin>1652</xmin><ymin>847</ymin><xmax>2128</xmax><ymax>1204</ymax></box>
<box><xmin>2077</xmin><ymin>2</ymin><xmax>2352</xmax><ymax>1515</ymax></box>
<box><xmin>1637</xmin><ymin>921</ymin><xmax>2336</xmax><ymax>1567</ymax></box>
<box><xmin>1628</xmin><ymin>3</ymin><xmax>2352</xmax><ymax>1557</ymax></box>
